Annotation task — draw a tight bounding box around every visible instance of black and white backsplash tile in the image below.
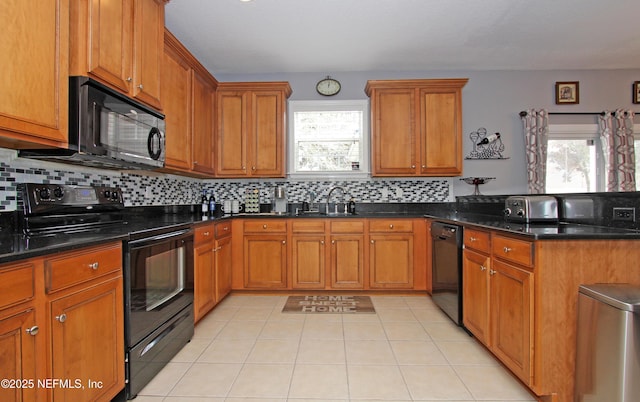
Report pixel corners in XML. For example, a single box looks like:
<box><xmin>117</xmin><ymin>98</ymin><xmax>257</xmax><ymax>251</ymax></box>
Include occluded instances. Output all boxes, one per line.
<box><xmin>0</xmin><ymin>149</ymin><xmax>452</xmax><ymax>211</ymax></box>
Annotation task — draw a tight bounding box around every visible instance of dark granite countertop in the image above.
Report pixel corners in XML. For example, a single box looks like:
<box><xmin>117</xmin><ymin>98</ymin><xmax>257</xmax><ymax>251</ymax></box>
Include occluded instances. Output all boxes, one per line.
<box><xmin>423</xmin><ymin>212</ymin><xmax>640</xmax><ymax>240</ymax></box>
<box><xmin>3</xmin><ymin>201</ymin><xmax>640</xmax><ymax>266</ymax></box>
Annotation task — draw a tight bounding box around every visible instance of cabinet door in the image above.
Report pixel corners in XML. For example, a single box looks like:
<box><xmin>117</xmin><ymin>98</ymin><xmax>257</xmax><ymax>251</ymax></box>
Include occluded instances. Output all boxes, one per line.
<box><xmin>419</xmin><ymin>89</ymin><xmax>462</xmax><ymax>175</ymax></box>
<box><xmin>243</xmin><ymin>235</ymin><xmax>287</xmax><ymax>289</ymax></box>
<box><xmin>250</xmin><ymin>91</ymin><xmax>285</xmax><ymax>177</ymax></box>
<box><xmin>0</xmin><ymin>309</ymin><xmax>38</xmax><ymax>402</ymax></box>
<box><xmin>490</xmin><ymin>260</ymin><xmax>533</xmax><ymax>385</ymax></box>
<box><xmin>75</xmin><ymin>0</ymin><xmax>133</xmax><ymax>94</ymax></box>
<box><xmin>194</xmin><ymin>241</ymin><xmax>215</xmax><ymax>322</ymax></box>
<box><xmin>462</xmin><ymin>248</ymin><xmax>490</xmax><ymax>344</ymax></box>
<box><xmin>192</xmin><ymin>69</ymin><xmax>216</xmax><ymax>175</ymax></box>
<box><xmin>161</xmin><ymin>43</ymin><xmax>192</xmax><ymax>170</ymax></box>
<box><xmin>369</xmin><ymin>234</ymin><xmax>414</xmax><ymax>289</ymax></box>
<box><xmin>330</xmin><ymin>235</ymin><xmax>364</xmax><ymax>289</ymax></box>
<box><xmin>132</xmin><ymin>0</ymin><xmax>164</xmax><ymax>109</ymax></box>
<box><xmin>50</xmin><ymin>277</ymin><xmax>125</xmax><ymax>401</ymax></box>
<box><xmin>291</xmin><ymin>235</ymin><xmax>326</xmax><ymax>289</ymax></box>
<box><xmin>0</xmin><ymin>0</ymin><xmax>68</xmax><ymax>146</ymax></box>
<box><xmin>371</xmin><ymin>89</ymin><xmax>417</xmax><ymax>175</ymax></box>
<box><xmin>216</xmin><ymin>91</ymin><xmax>248</xmax><ymax>176</ymax></box>
<box><xmin>215</xmin><ymin>236</ymin><xmax>233</xmax><ymax>303</ymax></box>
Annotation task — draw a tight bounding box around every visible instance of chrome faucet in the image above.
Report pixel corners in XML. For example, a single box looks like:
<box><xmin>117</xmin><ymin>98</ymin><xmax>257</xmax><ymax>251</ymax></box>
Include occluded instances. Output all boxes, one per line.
<box><xmin>325</xmin><ymin>186</ymin><xmax>346</xmax><ymax>214</ymax></box>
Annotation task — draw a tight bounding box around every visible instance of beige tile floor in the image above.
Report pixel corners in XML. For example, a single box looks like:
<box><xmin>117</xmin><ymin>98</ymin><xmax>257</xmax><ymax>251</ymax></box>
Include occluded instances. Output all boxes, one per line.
<box><xmin>134</xmin><ymin>294</ymin><xmax>537</xmax><ymax>402</ymax></box>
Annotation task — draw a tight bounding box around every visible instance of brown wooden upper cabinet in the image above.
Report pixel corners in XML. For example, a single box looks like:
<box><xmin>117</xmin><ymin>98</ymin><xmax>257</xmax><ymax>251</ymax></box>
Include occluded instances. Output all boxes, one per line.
<box><xmin>365</xmin><ymin>79</ymin><xmax>468</xmax><ymax>176</ymax></box>
<box><xmin>69</xmin><ymin>0</ymin><xmax>166</xmax><ymax>110</ymax></box>
<box><xmin>0</xmin><ymin>0</ymin><xmax>69</xmax><ymax>148</ymax></box>
<box><xmin>216</xmin><ymin>82</ymin><xmax>292</xmax><ymax>178</ymax></box>
<box><xmin>161</xmin><ymin>29</ymin><xmax>217</xmax><ymax>176</ymax></box>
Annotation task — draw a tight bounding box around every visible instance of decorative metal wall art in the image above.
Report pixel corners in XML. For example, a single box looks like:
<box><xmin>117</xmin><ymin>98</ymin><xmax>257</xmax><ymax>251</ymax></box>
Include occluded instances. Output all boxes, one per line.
<box><xmin>465</xmin><ymin>127</ymin><xmax>507</xmax><ymax>159</ymax></box>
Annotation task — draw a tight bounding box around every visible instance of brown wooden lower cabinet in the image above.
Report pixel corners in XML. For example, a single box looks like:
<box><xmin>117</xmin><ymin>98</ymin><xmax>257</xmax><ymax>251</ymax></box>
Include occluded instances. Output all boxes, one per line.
<box><xmin>0</xmin><ymin>308</ymin><xmax>38</xmax><ymax>402</ymax></box>
<box><xmin>194</xmin><ymin>223</ymin><xmax>216</xmax><ymax>322</ymax></box>
<box><xmin>232</xmin><ymin>217</ymin><xmax>426</xmax><ymax>291</ymax></box>
<box><xmin>463</xmin><ymin>227</ymin><xmax>640</xmax><ymax>402</ymax></box>
<box><xmin>49</xmin><ymin>277</ymin><xmax>124</xmax><ymax>402</ymax></box>
<box><xmin>0</xmin><ymin>242</ymin><xmax>124</xmax><ymax>402</ymax></box>
<box><xmin>330</xmin><ymin>234</ymin><xmax>365</xmax><ymax>289</ymax></box>
<box><xmin>215</xmin><ymin>234</ymin><xmax>233</xmax><ymax>302</ymax></box>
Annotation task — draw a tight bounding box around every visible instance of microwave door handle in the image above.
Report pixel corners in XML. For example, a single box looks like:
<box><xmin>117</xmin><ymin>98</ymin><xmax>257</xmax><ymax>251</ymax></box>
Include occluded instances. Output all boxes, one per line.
<box><xmin>147</xmin><ymin>127</ymin><xmax>163</xmax><ymax>160</ymax></box>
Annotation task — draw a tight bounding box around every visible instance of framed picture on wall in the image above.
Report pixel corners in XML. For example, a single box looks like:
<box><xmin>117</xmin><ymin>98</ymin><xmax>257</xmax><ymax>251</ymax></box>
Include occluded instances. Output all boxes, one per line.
<box><xmin>633</xmin><ymin>81</ymin><xmax>640</xmax><ymax>104</ymax></box>
<box><xmin>555</xmin><ymin>81</ymin><xmax>579</xmax><ymax>104</ymax></box>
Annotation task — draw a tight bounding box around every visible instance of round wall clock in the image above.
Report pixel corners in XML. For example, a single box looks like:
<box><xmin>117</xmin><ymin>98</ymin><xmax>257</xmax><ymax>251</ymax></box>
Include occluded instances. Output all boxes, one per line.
<box><xmin>316</xmin><ymin>76</ymin><xmax>341</xmax><ymax>96</ymax></box>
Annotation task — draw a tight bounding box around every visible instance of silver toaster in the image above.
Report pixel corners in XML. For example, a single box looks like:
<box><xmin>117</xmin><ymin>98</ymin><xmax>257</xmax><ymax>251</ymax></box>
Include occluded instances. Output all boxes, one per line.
<box><xmin>504</xmin><ymin>195</ymin><xmax>559</xmax><ymax>222</ymax></box>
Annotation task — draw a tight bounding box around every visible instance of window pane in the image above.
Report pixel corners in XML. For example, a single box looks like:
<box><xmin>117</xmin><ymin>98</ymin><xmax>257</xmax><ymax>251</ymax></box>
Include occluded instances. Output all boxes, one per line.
<box><xmin>546</xmin><ymin>139</ymin><xmax>596</xmax><ymax>193</ymax></box>
<box><xmin>293</xmin><ymin>109</ymin><xmax>364</xmax><ymax>172</ymax></box>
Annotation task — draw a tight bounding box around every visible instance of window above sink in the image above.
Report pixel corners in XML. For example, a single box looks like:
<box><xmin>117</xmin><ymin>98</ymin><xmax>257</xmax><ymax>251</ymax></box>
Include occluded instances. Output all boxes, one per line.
<box><xmin>288</xmin><ymin>100</ymin><xmax>369</xmax><ymax>179</ymax></box>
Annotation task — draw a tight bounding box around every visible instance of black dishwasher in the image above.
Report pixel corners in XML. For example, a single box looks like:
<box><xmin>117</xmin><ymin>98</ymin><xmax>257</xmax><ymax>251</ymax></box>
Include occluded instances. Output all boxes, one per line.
<box><xmin>430</xmin><ymin>221</ymin><xmax>463</xmax><ymax>326</ymax></box>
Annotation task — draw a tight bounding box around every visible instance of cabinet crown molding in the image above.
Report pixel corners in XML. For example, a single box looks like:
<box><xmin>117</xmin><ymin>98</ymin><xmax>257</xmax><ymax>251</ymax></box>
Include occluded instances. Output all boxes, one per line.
<box><xmin>364</xmin><ymin>78</ymin><xmax>468</xmax><ymax>96</ymax></box>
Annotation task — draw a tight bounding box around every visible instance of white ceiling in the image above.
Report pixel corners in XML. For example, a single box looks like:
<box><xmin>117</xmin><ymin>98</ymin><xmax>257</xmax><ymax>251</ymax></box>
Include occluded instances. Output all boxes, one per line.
<box><xmin>165</xmin><ymin>0</ymin><xmax>640</xmax><ymax>75</ymax></box>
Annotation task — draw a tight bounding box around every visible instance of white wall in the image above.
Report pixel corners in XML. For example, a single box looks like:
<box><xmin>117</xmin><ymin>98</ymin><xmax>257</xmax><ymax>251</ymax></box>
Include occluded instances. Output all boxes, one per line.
<box><xmin>216</xmin><ymin>69</ymin><xmax>640</xmax><ymax>196</ymax></box>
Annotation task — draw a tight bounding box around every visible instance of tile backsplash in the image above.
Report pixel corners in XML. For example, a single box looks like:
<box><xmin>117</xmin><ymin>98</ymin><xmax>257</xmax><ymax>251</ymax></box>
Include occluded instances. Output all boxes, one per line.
<box><xmin>0</xmin><ymin>148</ymin><xmax>452</xmax><ymax>211</ymax></box>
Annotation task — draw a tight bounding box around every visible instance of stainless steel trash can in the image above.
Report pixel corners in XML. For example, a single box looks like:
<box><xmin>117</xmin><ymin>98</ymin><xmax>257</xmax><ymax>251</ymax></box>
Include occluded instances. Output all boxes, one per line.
<box><xmin>575</xmin><ymin>284</ymin><xmax>640</xmax><ymax>402</ymax></box>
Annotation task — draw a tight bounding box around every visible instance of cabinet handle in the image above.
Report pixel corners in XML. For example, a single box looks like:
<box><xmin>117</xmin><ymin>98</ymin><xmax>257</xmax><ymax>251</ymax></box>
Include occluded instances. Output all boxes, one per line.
<box><xmin>138</xmin><ymin>84</ymin><xmax>144</xmax><ymax>90</ymax></box>
<box><xmin>480</xmin><ymin>265</ymin><xmax>487</xmax><ymax>271</ymax></box>
<box><xmin>503</xmin><ymin>247</ymin><xmax>512</xmax><ymax>253</ymax></box>
<box><xmin>26</xmin><ymin>325</ymin><xmax>39</xmax><ymax>336</ymax></box>
<box><xmin>223</xmin><ymin>227</ymin><xmax>229</xmax><ymax>231</ymax></box>
<box><xmin>320</xmin><ymin>240</ymin><xmax>325</xmax><ymax>245</ymax></box>
<box><xmin>242</xmin><ymin>166</ymin><xmax>246</xmax><ymax>170</ymax></box>
<box><xmin>469</xmin><ymin>236</ymin><xmax>477</xmax><ymax>242</ymax></box>
<box><xmin>331</xmin><ymin>240</ymin><xmax>335</xmax><ymax>244</ymax></box>
<box><xmin>411</xmin><ymin>164</ymin><xmax>416</xmax><ymax>169</ymax></box>
<box><xmin>490</xmin><ymin>269</ymin><xmax>496</xmax><ymax>276</ymax></box>
<box><xmin>421</xmin><ymin>164</ymin><xmax>426</xmax><ymax>168</ymax></box>
<box><xmin>370</xmin><ymin>239</ymin><xmax>375</xmax><ymax>244</ymax></box>
<box><xmin>88</xmin><ymin>262</ymin><xmax>99</xmax><ymax>270</ymax></box>
<box><xmin>126</xmin><ymin>77</ymin><xmax>132</xmax><ymax>82</ymax></box>
<box><xmin>263</xmin><ymin>224</ymin><xmax>267</xmax><ymax>229</ymax></box>
<box><xmin>282</xmin><ymin>240</ymin><xmax>286</xmax><ymax>245</ymax></box>
<box><xmin>203</xmin><ymin>231</ymin><xmax>210</xmax><ymax>236</ymax></box>
<box><xmin>56</xmin><ymin>314</ymin><xmax>67</xmax><ymax>323</ymax></box>
<box><xmin>213</xmin><ymin>246</ymin><xmax>222</xmax><ymax>252</ymax></box>
<box><xmin>251</xmin><ymin>166</ymin><xmax>256</xmax><ymax>171</ymax></box>
<box><xmin>389</xmin><ymin>224</ymin><xmax>394</xmax><ymax>229</ymax></box>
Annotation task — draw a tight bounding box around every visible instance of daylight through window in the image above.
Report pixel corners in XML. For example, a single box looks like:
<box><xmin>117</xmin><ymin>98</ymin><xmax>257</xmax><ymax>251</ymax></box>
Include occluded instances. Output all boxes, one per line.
<box><xmin>288</xmin><ymin>100</ymin><xmax>369</xmax><ymax>177</ymax></box>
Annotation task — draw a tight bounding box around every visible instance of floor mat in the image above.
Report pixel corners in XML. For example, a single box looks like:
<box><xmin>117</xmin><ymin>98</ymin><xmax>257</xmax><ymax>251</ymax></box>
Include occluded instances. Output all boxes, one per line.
<box><xmin>282</xmin><ymin>295</ymin><xmax>375</xmax><ymax>313</ymax></box>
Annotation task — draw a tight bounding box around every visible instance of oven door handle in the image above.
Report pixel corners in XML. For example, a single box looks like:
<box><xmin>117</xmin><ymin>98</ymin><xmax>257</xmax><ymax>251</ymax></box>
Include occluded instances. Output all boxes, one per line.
<box><xmin>128</xmin><ymin>229</ymin><xmax>192</xmax><ymax>247</ymax></box>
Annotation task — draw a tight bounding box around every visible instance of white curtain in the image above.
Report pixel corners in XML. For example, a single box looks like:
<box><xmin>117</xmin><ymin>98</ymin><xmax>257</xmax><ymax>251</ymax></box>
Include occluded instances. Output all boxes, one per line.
<box><xmin>521</xmin><ymin>109</ymin><xmax>549</xmax><ymax>194</ymax></box>
<box><xmin>599</xmin><ymin>109</ymin><xmax>636</xmax><ymax>192</ymax></box>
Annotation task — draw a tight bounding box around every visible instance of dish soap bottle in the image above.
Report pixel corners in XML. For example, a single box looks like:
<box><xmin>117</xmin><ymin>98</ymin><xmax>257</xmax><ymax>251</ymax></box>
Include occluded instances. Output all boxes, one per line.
<box><xmin>348</xmin><ymin>198</ymin><xmax>356</xmax><ymax>214</ymax></box>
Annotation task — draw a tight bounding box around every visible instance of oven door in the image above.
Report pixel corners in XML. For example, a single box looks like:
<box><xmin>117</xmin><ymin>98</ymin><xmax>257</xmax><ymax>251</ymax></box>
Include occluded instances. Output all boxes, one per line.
<box><xmin>124</xmin><ymin>228</ymin><xmax>194</xmax><ymax>347</ymax></box>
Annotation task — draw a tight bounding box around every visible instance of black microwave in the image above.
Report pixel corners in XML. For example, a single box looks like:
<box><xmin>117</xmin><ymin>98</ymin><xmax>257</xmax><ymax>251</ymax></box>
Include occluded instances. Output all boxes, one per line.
<box><xmin>20</xmin><ymin>76</ymin><xmax>165</xmax><ymax>170</ymax></box>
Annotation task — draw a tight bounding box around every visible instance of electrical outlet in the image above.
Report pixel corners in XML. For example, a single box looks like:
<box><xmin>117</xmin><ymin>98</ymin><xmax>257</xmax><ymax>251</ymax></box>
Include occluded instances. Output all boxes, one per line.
<box><xmin>613</xmin><ymin>207</ymin><xmax>635</xmax><ymax>222</ymax></box>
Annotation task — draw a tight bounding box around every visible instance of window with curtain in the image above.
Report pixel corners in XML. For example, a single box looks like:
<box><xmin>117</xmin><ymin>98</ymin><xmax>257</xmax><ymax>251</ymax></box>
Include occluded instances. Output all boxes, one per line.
<box><xmin>545</xmin><ymin>123</ymin><xmax>640</xmax><ymax>193</ymax></box>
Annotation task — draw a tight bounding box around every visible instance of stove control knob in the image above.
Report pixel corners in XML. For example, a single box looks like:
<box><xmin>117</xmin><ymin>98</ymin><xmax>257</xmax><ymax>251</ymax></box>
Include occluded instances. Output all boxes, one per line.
<box><xmin>39</xmin><ymin>188</ymin><xmax>51</xmax><ymax>200</ymax></box>
<box><xmin>111</xmin><ymin>191</ymin><xmax>119</xmax><ymax>201</ymax></box>
<box><xmin>504</xmin><ymin>208</ymin><xmax>512</xmax><ymax>217</ymax></box>
<box><xmin>516</xmin><ymin>208</ymin><xmax>525</xmax><ymax>217</ymax></box>
<box><xmin>103</xmin><ymin>190</ymin><xmax>111</xmax><ymax>199</ymax></box>
<box><xmin>53</xmin><ymin>187</ymin><xmax>64</xmax><ymax>199</ymax></box>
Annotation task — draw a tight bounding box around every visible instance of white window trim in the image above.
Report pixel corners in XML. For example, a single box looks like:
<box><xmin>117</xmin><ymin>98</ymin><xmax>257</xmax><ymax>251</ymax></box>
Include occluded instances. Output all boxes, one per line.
<box><xmin>287</xmin><ymin>99</ymin><xmax>370</xmax><ymax>179</ymax></box>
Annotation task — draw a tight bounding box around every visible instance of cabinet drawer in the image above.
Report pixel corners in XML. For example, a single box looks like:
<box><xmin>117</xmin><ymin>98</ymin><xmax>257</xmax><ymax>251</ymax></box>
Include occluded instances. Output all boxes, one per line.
<box><xmin>45</xmin><ymin>242</ymin><xmax>122</xmax><ymax>293</ymax></box>
<box><xmin>464</xmin><ymin>228</ymin><xmax>491</xmax><ymax>253</ymax></box>
<box><xmin>291</xmin><ymin>219</ymin><xmax>325</xmax><ymax>234</ymax></box>
<box><xmin>215</xmin><ymin>221</ymin><xmax>232</xmax><ymax>238</ymax></box>
<box><xmin>0</xmin><ymin>262</ymin><xmax>35</xmax><ymax>309</ymax></box>
<box><xmin>195</xmin><ymin>223</ymin><xmax>215</xmax><ymax>244</ymax></box>
<box><xmin>330</xmin><ymin>220</ymin><xmax>365</xmax><ymax>233</ymax></box>
<box><xmin>369</xmin><ymin>219</ymin><xmax>413</xmax><ymax>233</ymax></box>
<box><xmin>492</xmin><ymin>235</ymin><xmax>533</xmax><ymax>267</ymax></box>
<box><xmin>244</xmin><ymin>220</ymin><xmax>287</xmax><ymax>233</ymax></box>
